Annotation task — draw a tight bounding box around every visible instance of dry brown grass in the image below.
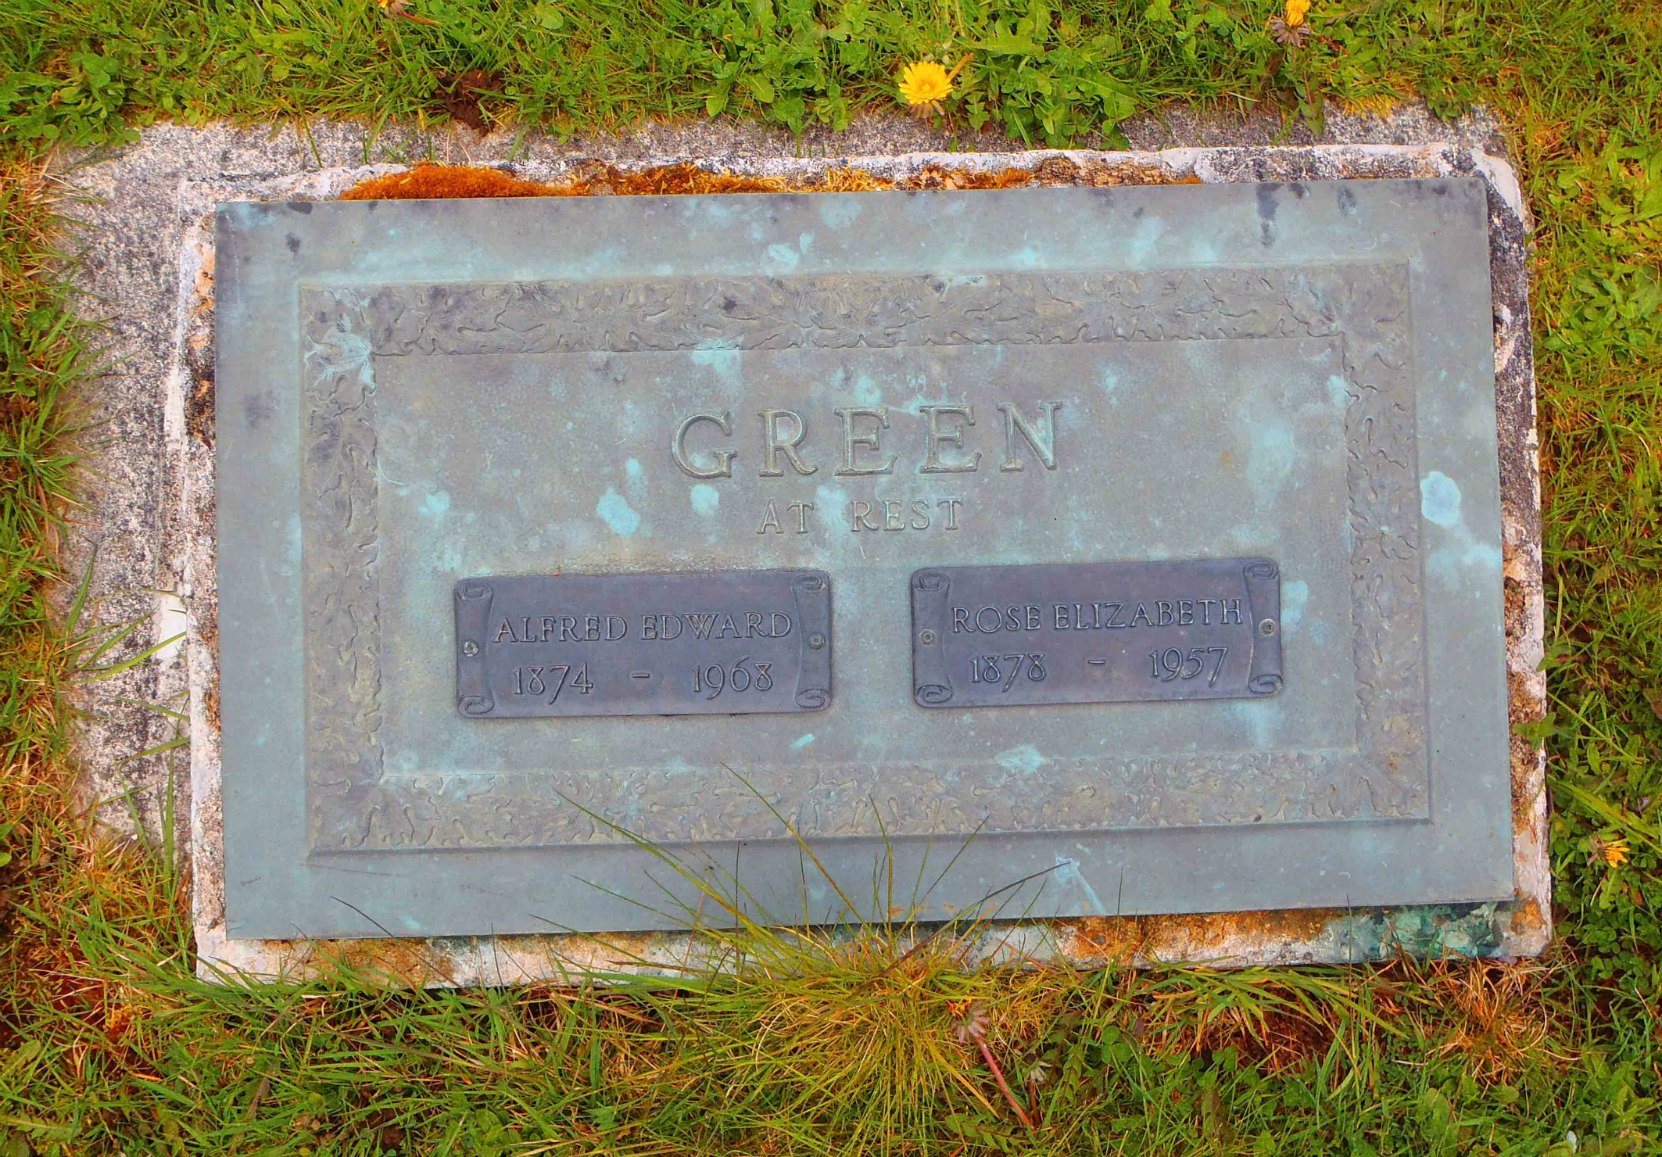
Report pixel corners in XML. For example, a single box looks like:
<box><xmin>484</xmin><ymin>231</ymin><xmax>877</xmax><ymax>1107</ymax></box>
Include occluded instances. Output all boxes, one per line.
<box><xmin>1418</xmin><ymin>958</ymin><xmax>1572</xmax><ymax>1084</ymax></box>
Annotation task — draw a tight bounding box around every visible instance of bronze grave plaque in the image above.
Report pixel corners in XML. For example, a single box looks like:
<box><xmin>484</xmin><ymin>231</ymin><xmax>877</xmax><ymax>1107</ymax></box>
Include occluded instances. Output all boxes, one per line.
<box><xmin>215</xmin><ymin>181</ymin><xmax>1518</xmax><ymax>938</ymax></box>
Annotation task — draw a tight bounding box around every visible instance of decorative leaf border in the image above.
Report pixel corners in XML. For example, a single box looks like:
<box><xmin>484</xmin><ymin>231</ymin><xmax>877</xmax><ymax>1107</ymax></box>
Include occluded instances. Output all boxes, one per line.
<box><xmin>298</xmin><ymin>264</ymin><xmax>1426</xmax><ymax>852</ymax></box>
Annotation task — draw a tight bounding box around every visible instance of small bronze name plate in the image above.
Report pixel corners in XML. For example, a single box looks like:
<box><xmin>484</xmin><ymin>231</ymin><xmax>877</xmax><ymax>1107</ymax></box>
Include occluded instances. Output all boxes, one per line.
<box><xmin>911</xmin><ymin>559</ymin><xmax>1282</xmax><ymax>708</ymax></box>
<box><xmin>455</xmin><ymin>570</ymin><xmax>832</xmax><ymax>718</ymax></box>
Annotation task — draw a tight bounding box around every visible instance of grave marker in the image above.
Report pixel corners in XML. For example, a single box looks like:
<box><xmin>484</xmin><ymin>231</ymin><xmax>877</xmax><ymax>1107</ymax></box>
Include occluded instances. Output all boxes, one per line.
<box><xmin>215</xmin><ymin>180</ymin><xmax>1515</xmax><ymax>938</ymax></box>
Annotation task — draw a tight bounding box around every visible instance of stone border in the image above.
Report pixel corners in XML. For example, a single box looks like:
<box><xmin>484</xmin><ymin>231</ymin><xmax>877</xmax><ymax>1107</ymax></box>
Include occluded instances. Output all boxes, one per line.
<box><xmin>56</xmin><ymin>119</ymin><xmax>1546</xmax><ymax>981</ymax></box>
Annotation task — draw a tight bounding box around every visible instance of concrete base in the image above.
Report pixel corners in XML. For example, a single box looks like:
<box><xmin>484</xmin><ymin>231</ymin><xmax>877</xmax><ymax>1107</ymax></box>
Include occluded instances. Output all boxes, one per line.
<box><xmin>55</xmin><ymin>108</ymin><xmax>1547</xmax><ymax>983</ymax></box>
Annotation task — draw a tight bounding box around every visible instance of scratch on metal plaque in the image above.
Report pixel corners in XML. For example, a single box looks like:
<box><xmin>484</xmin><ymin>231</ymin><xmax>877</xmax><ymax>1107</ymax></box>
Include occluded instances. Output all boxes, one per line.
<box><xmin>911</xmin><ymin>558</ymin><xmax>1282</xmax><ymax>708</ymax></box>
<box><xmin>456</xmin><ymin>570</ymin><xmax>832</xmax><ymax>718</ymax></box>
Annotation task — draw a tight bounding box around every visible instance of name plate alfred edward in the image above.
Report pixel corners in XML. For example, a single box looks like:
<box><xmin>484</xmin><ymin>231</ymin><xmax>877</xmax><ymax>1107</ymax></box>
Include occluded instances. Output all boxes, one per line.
<box><xmin>216</xmin><ymin>180</ymin><xmax>1516</xmax><ymax>938</ymax></box>
<box><xmin>455</xmin><ymin>570</ymin><xmax>832</xmax><ymax>717</ymax></box>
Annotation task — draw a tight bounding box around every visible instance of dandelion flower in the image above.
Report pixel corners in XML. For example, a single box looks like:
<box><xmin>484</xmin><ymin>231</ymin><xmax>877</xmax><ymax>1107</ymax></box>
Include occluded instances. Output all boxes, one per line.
<box><xmin>1270</xmin><ymin>0</ymin><xmax>1311</xmax><ymax>47</ymax></box>
<box><xmin>899</xmin><ymin>61</ymin><xmax>954</xmax><ymax>108</ymax></box>
<box><xmin>375</xmin><ymin>0</ymin><xmax>438</xmax><ymax>21</ymax></box>
<box><xmin>1600</xmin><ymin>837</ymin><xmax>1631</xmax><ymax>867</ymax></box>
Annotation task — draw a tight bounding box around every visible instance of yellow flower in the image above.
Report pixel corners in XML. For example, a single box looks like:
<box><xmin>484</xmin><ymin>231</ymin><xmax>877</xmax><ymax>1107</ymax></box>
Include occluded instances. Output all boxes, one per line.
<box><xmin>374</xmin><ymin>0</ymin><xmax>438</xmax><ymax>21</ymax></box>
<box><xmin>1601</xmin><ymin>837</ymin><xmax>1631</xmax><ymax>867</ymax></box>
<box><xmin>898</xmin><ymin>61</ymin><xmax>954</xmax><ymax>107</ymax></box>
<box><xmin>1284</xmin><ymin>0</ymin><xmax>1311</xmax><ymax>27</ymax></box>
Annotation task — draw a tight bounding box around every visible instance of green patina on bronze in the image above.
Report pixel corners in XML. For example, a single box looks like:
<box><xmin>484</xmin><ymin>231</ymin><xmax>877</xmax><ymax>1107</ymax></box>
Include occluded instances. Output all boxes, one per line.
<box><xmin>215</xmin><ymin>181</ymin><xmax>1513</xmax><ymax>939</ymax></box>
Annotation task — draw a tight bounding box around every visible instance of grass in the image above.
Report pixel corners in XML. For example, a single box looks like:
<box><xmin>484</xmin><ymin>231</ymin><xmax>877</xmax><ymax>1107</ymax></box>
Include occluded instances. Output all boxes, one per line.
<box><xmin>1</xmin><ymin>0</ymin><xmax>1660</xmax><ymax>1152</ymax></box>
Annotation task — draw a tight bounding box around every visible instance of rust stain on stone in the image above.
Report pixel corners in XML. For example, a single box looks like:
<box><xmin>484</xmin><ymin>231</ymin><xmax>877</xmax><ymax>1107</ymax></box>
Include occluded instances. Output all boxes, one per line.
<box><xmin>308</xmin><ymin>938</ymin><xmax>459</xmax><ymax>985</ymax></box>
<box><xmin>341</xmin><ymin>164</ymin><xmax>560</xmax><ymax>200</ymax></box>
<box><xmin>338</xmin><ymin>159</ymin><xmax>1203</xmax><ymax>204</ymax></box>
<box><xmin>1506</xmin><ymin>670</ymin><xmax>1541</xmax><ymax>728</ymax></box>
<box><xmin>1059</xmin><ymin>907</ymin><xmax>1340</xmax><ymax>962</ymax></box>
<box><xmin>186</xmin><ymin>373</ymin><xmax>215</xmax><ymax>449</ymax></box>
<box><xmin>1497</xmin><ymin>542</ymin><xmax>1546</xmax><ymax>849</ymax></box>
<box><xmin>1506</xmin><ymin>895</ymin><xmax>1546</xmax><ymax>939</ymax></box>
<box><xmin>1510</xmin><ymin>734</ymin><xmax>1541</xmax><ymax>803</ymax></box>
<box><xmin>195</xmin><ymin>604</ymin><xmax>221</xmax><ymax>734</ymax></box>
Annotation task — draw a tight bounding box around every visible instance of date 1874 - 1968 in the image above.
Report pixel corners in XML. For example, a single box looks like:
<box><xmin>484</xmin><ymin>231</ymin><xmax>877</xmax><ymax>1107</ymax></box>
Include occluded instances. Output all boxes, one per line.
<box><xmin>453</xmin><ymin>570</ymin><xmax>833</xmax><ymax>718</ymax></box>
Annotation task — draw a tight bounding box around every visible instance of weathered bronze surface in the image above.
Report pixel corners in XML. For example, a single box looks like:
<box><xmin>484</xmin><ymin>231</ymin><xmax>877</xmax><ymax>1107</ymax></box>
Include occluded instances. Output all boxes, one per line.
<box><xmin>215</xmin><ymin>181</ymin><xmax>1516</xmax><ymax>938</ymax></box>
<box><xmin>911</xmin><ymin>559</ymin><xmax>1281</xmax><ymax>708</ymax></box>
<box><xmin>455</xmin><ymin>570</ymin><xmax>832</xmax><ymax>717</ymax></box>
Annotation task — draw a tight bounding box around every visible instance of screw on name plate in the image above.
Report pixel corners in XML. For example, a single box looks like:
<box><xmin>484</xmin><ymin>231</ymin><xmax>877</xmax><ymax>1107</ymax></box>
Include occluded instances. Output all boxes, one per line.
<box><xmin>808</xmin><ymin>632</ymin><xmax>827</xmax><ymax>649</ymax></box>
<box><xmin>462</xmin><ymin>640</ymin><xmax>480</xmax><ymax>656</ymax></box>
<box><xmin>1259</xmin><ymin>620</ymin><xmax>1277</xmax><ymax>636</ymax></box>
<box><xmin>918</xmin><ymin>628</ymin><xmax>938</xmax><ymax>645</ymax></box>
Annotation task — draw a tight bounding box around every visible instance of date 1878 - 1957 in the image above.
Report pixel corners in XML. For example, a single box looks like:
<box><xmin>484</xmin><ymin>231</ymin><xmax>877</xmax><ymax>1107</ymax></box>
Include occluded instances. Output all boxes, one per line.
<box><xmin>911</xmin><ymin>559</ymin><xmax>1283</xmax><ymax>708</ymax></box>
